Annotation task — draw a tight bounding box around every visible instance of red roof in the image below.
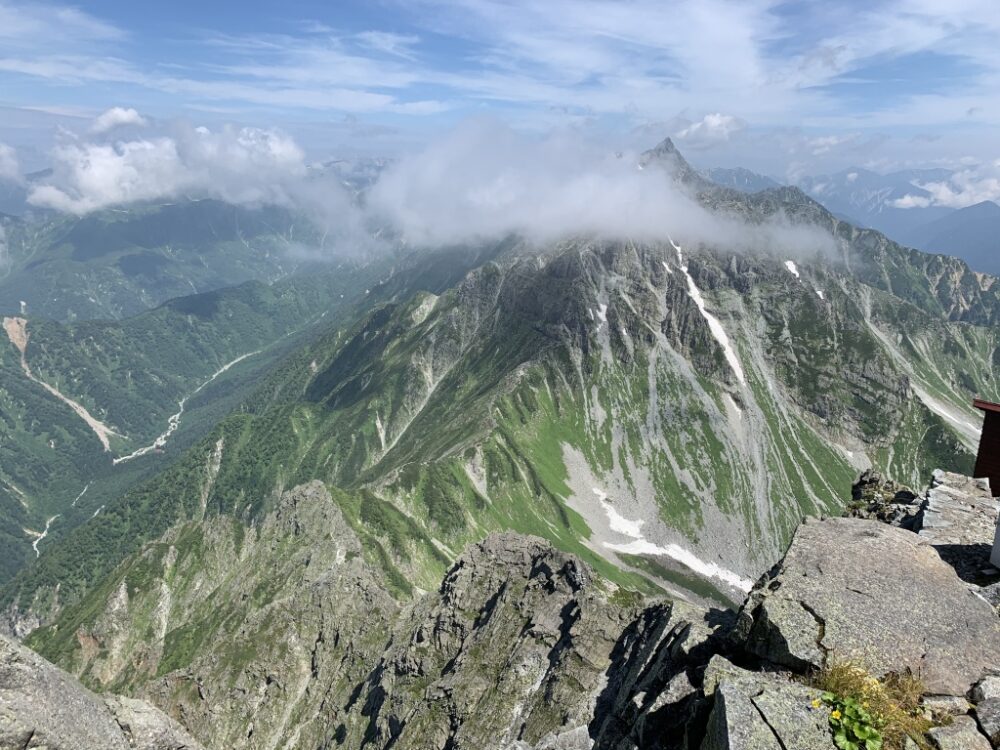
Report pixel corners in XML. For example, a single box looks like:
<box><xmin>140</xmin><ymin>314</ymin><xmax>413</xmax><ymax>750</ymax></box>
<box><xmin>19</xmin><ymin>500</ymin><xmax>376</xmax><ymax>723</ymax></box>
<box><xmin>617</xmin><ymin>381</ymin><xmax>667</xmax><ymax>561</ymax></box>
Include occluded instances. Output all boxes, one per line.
<box><xmin>974</xmin><ymin>399</ymin><xmax>1000</xmax><ymax>414</ymax></box>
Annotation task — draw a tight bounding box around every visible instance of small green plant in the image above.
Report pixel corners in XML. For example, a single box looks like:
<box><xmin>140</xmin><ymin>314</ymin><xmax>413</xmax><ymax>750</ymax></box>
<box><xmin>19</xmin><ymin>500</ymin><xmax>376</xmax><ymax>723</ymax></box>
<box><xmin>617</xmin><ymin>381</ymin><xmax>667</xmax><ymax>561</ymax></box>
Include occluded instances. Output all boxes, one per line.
<box><xmin>818</xmin><ymin>692</ymin><xmax>883</xmax><ymax>750</ymax></box>
<box><xmin>811</xmin><ymin>661</ymin><xmax>935</xmax><ymax>750</ymax></box>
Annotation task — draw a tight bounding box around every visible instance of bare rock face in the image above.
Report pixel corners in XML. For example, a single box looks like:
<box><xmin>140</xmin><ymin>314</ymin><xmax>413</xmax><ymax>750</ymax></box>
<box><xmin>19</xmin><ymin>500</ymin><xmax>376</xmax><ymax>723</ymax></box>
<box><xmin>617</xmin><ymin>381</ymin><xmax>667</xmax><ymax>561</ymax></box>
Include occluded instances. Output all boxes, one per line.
<box><xmin>699</xmin><ymin>656</ymin><xmax>834</xmax><ymax>750</ymax></box>
<box><xmin>736</xmin><ymin>516</ymin><xmax>1000</xmax><ymax>696</ymax></box>
<box><xmin>0</xmin><ymin>633</ymin><xmax>203</xmax><ymax>750</ymax></box>
<box><xmin>916</xmin><ymin>470</ymin><xmax>999</xmax><ymax>582</ymax></box>
<box><xmin>346</xmin><ymin>531</ymin><xmax>724</xmax><ymax>750</ymax></box>
<box><xmin>350</xmin><ymin>532</ymin><xmax>644</xmax><ymax>749</ymax></box>
<box><xmin>927</xmin><ymin>716</ymin><xmax>992</xmax><ymax>750</ymax></box>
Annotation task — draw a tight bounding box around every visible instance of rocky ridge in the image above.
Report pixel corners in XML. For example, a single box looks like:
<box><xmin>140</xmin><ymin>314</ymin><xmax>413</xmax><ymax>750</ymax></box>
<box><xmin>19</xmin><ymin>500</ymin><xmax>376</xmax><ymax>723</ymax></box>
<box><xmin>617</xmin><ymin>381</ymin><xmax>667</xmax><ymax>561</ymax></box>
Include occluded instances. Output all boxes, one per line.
<box><xmin>0</xmin><ymin>631</ymin><xmax>204</xmax><ymax>750</ymax></box>
<box><xmin>6</xmin><ymin>470</ymin><xmax>1000</xmax><ymax>749</ymax></box>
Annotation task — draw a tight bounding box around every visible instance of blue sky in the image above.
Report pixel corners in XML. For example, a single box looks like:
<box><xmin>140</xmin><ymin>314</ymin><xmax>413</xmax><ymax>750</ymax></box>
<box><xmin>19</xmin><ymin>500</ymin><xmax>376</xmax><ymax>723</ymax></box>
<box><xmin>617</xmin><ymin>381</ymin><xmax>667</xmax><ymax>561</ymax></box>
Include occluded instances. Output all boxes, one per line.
<box><xmin>1</xmin><ymin>0</ymin><xmax>999</xmax><ymax>178</ymax></box>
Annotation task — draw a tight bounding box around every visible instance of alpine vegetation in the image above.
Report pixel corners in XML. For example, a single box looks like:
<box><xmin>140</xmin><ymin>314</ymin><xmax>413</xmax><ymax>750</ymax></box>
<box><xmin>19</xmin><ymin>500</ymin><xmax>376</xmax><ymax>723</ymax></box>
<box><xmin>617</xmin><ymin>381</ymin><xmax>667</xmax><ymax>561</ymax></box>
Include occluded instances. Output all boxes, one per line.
<box><xmin>1</xmin><ymin>2</ymin><xmax>1000</xmax><ymax>749</ymax></box>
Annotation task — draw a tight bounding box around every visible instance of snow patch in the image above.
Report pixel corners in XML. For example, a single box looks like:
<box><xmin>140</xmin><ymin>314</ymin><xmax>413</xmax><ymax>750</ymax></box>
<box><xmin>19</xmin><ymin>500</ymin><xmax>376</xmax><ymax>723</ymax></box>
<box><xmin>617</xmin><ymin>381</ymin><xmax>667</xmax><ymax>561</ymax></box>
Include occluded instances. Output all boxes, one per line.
<box><xmin>604</xmin><ymin>538</ymin><xmax>753</xmax><ymax>592</ymax></box>
<box><xmin>594</xmin><ymin>488</ymin><xmax>644</xmax><ymax>539</ymax></box>
<box><xmin>784</xmin><ymin>260</ymin><xmax>800</xmax><ymax>279</ymax></box>
<box><xmin>593</xmin><ymin>488</ymin><xmax>752</xmax><ymax>592</ymax></box>
<box><xmin>724</xmin><ymin>393</ymin><xmax>742</xmax><ymax>418</ymax></box>
<box><xmin>678</xmin><ymin>259</ymin><xmax>745</xmax><ymax>384</ymax></box>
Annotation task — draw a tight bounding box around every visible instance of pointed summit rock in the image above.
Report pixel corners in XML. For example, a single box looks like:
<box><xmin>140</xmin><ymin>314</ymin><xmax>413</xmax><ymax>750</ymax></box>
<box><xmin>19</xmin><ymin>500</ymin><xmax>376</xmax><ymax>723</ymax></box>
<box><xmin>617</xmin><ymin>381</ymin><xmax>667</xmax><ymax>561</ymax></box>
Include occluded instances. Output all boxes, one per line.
<box><xmin>639</xmin><ymin>137</ymin><xmax>712</xmax><ymax>188</ymax></box>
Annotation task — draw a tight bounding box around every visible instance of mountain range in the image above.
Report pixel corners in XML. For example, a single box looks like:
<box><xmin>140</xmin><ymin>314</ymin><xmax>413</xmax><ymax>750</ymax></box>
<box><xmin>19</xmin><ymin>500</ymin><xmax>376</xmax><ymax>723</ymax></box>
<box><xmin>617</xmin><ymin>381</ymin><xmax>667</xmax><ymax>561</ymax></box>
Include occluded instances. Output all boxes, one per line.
<box><xmin>705</xmin><ymin>165</ymin><xmax>1000</xmax><ymax>276</ymax></box>
<box><xmin>0</xmin><ymin>138</ymin><xmax>998</xmax><ymax>748</ymax></box>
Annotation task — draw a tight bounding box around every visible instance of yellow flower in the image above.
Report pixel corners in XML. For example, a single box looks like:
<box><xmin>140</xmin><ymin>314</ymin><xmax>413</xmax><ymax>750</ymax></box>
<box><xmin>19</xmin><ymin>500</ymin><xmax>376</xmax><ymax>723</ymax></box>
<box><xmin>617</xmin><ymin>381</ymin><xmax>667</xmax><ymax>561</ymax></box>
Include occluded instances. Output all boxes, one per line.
<box><xmin>811</xmin><ymin>698</ymin><xmax>822</xmax><ymax>709</ymax></box>
<box><xmin>831</xmin><ymin>710</ymin><xmax>843</xmax><ymax>720</ymax></box>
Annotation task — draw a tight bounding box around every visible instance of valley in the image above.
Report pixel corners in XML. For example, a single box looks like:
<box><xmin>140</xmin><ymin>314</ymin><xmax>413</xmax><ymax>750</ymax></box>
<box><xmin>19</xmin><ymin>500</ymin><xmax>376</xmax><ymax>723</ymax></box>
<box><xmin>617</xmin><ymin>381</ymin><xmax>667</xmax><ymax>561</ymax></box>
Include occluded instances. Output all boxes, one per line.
<box><xmin>0</xmin><ymin>139</ymin><xmax>998</xmax><ymax>750</ymax></box>
<box><xmin>4</xmin><ymin>315</ymin><xmax>122</xmax><ymax>451</ymax></box>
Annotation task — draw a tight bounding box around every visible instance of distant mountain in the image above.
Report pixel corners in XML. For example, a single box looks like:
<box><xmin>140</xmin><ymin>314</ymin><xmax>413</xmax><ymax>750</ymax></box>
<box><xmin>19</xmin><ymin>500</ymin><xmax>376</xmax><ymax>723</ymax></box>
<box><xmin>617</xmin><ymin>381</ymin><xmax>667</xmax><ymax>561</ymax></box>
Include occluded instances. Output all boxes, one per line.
<box><xmin>798</xmin><ymin>167</ymin><xmax>954</xmax><ymax>240</ymax></box>
<box><xmin>319</xmin><ymin>156</ymin><xmax>393</xmax><ymax>193</ymax></box>
<box><xmin>0</xmin><ymin>267</ymin><xmax>384</xmax><ymax>581</ymax></box>
<box><xmin>7</xmin><ymin>138</ymin><xmax>999</xmax><ymax>635</ymax></box>
<box><xmin>0</xmin><ymin>199</ymin><xmax>319</xmax><ymax>321</ymax></box>
<box><xmin>899</xmin><ymin>200</ymin><xmax>1000</xmax><ymax>275</ymax></box>
<box><xmin>705</xmin><ymin>167</ymin><xmax>782</xmax><ymax>193</ymax></box>
<box><xmin>4</xmin><ymin>139</ymin><xmax>1000</xmax><ymax>750</ymax></box>
<box><xmin>0</xmin><ymin>170</ymin><xmax>53</xmax><ymax>216</ymax></box>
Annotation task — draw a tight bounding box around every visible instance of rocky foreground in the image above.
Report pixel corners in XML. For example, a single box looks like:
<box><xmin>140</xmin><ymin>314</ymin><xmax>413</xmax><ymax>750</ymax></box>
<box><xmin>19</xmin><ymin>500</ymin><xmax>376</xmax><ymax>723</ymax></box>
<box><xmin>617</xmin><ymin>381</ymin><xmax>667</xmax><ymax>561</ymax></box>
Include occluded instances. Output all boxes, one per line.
<box><xmin>3</xmin><ymin>472</ymin><xmax>1000</xmax><ymax>749</ymax></box>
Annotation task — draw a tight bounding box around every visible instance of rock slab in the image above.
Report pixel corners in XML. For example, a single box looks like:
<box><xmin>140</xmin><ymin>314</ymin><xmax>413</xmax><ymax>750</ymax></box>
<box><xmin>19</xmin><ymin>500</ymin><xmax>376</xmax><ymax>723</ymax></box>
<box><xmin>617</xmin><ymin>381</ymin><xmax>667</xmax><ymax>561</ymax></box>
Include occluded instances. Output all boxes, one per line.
<box><xmin>700</xmin><ymin>656</ymin><xmax>835</xmax><ymax>750</ymax></box>
<box><xmin>927</xmin><ymin>716</ymin><xmax>991</xmax><ymax>749</ymax></box>
<box><xmin>0</xmin><ymin>633</ymin><xmax>203</xmax><ymax>750</ymax></box>
<box><xmin>737</xmin><ymin>516</ymin><xmax>1000</xmax><ymax>696</ymax></box>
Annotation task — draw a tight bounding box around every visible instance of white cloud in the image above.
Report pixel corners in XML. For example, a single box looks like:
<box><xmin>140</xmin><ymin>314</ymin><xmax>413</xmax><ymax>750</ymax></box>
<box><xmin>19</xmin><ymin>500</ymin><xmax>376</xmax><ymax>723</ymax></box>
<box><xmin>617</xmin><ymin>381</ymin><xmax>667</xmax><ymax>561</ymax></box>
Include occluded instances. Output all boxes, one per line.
<box><xmin>675</xmin><ymin>113</ymin><xmax>746</xmax><ymax>149</ymax></box>
<box><xmin>0</xmin><ymin>225</ymin><xmax>7</xmax><ymax>269</ymax></box>
<box><xmin>90</xmin><ymin>106</ymin><xmax>148</xmax><ymax>133</ymax></box>
<box><xmin>21</xmin><ymin>115</ymin><xmax>837</xmax><ymax>260</ymax></box>
<box><xmin>891</xmin><ymin>194</ymin><xmax>931</xmax><ymax>209</ymax></box>
<box><xmin>28</xmin><ymin>124</ymin><xmax>313</xmax><ymax>214</ymax></box>
<box><xmin>3</xmin><ymin>0</ymin><xmax>1000</xmax><ymax>149</ymax></box>
<box><xmin>0</xmin><ymin>2</ymin><xmax>122</xmax><ymax>47</ymax></box>
<box><xmin>355</xmin><ymin>31</ymin><xmax>420</xmax><ymax>59</ymax></box>
<box><xmin>368</xmin><ymin>119</ymin><xmax>836</xmax><ymax>256</ymax></box>
<box><xmin>0</xmin><ymin>142</ymin><xmax>19</xmax><ymax>182</ymax></box>
<box><xmin>892</xmin><ymin>162</ymin><xmax>1000</xmax><ymax>209</ymax></box>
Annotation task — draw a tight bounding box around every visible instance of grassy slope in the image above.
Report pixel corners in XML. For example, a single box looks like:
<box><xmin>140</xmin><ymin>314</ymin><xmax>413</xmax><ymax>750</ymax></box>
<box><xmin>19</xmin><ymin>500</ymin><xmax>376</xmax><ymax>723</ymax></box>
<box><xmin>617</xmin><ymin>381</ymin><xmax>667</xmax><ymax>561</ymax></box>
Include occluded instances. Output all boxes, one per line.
<box><xmin>15</xmin><ymin>235</ymin><xmax>998</xmax><ymax>649</ymax></box>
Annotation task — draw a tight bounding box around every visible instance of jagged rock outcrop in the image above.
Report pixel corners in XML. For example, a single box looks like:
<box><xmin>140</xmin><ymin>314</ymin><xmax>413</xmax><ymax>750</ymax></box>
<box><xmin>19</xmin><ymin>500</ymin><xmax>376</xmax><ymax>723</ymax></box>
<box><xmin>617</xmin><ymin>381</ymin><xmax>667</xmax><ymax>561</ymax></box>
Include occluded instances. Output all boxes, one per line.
<box><xmin>735</xmin><ymin>516</ymin><xmax>1000</xmax><ymax>696</ymax></box>
<box><xmin>700</xmin><ymin>656</ymin><xmax>833</xmax><ymax>750</ymax></box>
<box><xmin>849</xmin><ymin>469</ymin><xmax>920</xmax><ymax>527</ymax></box>
<box><xmin>915</xmin><ymin>470</ymin><xmax>999</xmax><ymax>582</ymax></box>
<box><xmin>0</xmin><ymin>632</ymin><xmax>203</xmax><ymax>750</ymax></box>
<box><xmin>128</xmin><ymin>482</ymin><xmax>400</xmax><ymax>750</ymax></box>
<box><xmin>347</xmin><ymin>532</ymin><xmax>720</xmax><ymax>750</ymax></box>
<box><xmin>9</xmin><ymin>470</ymin><xmax>1000</xmax><ymax>749</ymax></box>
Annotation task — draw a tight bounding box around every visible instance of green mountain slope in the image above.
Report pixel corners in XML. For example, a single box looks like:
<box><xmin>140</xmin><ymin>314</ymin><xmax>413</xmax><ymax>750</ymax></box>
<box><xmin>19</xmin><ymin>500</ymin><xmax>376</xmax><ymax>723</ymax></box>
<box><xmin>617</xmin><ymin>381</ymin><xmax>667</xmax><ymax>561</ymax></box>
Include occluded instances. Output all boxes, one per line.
<box><xmin>0</xmin><ymin>260</ymin><xmax>392</xmax><ymax>583</ymax></box>
<box><xmin>4</xmin><ymin>145</ymin><xmax>999</xmax><ymax>746</ymax></box>
<box><xmin>0</xmin><ymin>200</ymin><xmax>317</xmax><ymax>322</ymax></box>
<box><xmin>8</xmin><ymin>225</ymin><xmax>997</xmax><ymax>627</ymax></box>
<box><xmin>0</xmin><ymin>241</ymin><xmax>504</xmax><ymax>598</ymax></box>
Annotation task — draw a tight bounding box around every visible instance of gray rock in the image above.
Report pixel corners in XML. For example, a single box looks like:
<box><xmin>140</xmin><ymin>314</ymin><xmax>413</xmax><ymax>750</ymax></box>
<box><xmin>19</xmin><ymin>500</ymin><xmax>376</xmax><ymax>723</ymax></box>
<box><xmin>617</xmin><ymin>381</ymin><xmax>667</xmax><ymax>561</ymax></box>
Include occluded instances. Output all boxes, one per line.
<box><xmin>975</xmin><ymin>698</ymin><xmax>1000</xmax><ymax>746</ymax></box>
<box><xmin>104</xmin><ymin>695</ymin><xmax>204</xmax><ymax>750</ymax></box>
<box><xmin>922</xmin><ymin>695</ymin><xmax>971</xmax><ymax>717</ymax></box>
<box><xmin>699</xmin><ymin>658</ymin><xmax>834</xmax><ymax>750</ymax></box>
<box><xmin>973</xmin><ymin>676</ymin><xmax>1000</xmax><ymax>703</ymax></box>
<box><xmin>919</xmin><ymin>470</ymin><xmax>1000</xmax><ymax>582</ymax></box>
<box><xmin>737</xmin><ymin>517</ymin><xmax>1000</xmax><ymax>695</ymax></box>
<box><xmin>927</xmin><ymin>715</ymin><xmax>991</xmax><ymax>749</ymax></box>
<box><xmin>352</xmin><ymin>531</ymin><xmax>659</xmax><ymax>750</ymax></box>
<box><xmin>0</xmin><ymin>633</ymin><xmax>203</xmax><ymax>750</ymax></box>
<box><xmin>978</xmin><ymin>581</ymin><xmax>1000</xmax><ymax>610</ymax></box>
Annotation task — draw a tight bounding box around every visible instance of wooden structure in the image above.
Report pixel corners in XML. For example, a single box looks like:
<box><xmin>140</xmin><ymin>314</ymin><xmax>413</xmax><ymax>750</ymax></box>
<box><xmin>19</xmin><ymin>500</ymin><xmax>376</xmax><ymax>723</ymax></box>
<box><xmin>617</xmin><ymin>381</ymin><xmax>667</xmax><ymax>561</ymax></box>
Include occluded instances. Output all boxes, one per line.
<box><xmin>974</xmin><ymin>399</ymin><xmax>1000</xmax><ymax>497</ymax></box>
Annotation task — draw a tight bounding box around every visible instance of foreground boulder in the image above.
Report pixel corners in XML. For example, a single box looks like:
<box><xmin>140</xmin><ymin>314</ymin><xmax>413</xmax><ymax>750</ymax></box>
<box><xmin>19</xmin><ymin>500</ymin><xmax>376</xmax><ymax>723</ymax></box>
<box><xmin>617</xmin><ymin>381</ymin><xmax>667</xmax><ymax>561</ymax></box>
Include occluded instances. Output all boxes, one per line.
<box><xmin>0</xmin><ymin>632</ymin><xmax>203</xmax><ymax>750</ymax></box>
<box><xmin>736</xmin><ymin>516</ymin><xmax>1000</xmax><ymax>696</ymax></box>
<box><xmin>700</xmin><ymin>656</ymin><xmax>834</xmax><ymax>750</ymax></box>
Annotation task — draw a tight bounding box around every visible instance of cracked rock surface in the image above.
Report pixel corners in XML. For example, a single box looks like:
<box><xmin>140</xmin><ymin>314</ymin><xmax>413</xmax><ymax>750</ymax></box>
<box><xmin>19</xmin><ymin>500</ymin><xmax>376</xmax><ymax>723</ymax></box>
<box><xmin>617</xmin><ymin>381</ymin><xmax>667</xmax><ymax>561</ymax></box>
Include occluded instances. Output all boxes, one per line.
<box><xmin>0</xmin><ymin>632</ymin><xmax>203</xmax><ymax>750</ymax></box>
<box><xmin>700</xmin><ymin>656</ymin><xmax>833</xmax><ymax>750</ymax></box>
<box><xmin>736</xmin><ymin>516</ymin><xmax>1000</xmax><ymax>696</ymax></box>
